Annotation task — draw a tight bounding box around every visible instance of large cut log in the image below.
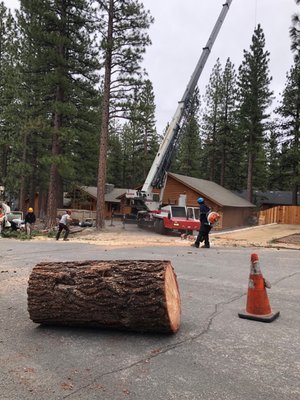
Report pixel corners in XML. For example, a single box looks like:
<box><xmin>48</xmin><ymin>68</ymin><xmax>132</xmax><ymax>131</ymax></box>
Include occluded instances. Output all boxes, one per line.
<box><xmin>27</xmin><ymin>260</ymin><xmax>181</xmax><ymax>334</ymax></box>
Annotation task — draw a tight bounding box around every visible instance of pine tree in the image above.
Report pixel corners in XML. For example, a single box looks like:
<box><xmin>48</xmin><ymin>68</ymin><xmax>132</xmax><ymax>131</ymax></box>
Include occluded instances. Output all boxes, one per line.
<box><xmin>0</xmin><ymin>3</ymin><xmax>20</xmax><ymax>201</ymax></box>
<box><xmin>201</xmin><ymin>59</ymin><xmax>223</xmax><ymax>182</ymax></box>
<box><xmin>237</xmin><ymin>24</ymin><xmax>273</xmax><ymax>202</ymax></box>
<box><xmin>107</xmin><ymin>128</ymin><xmax>124</xmax><ymax>187</ymax></box>
<box><xmin>265</xmin><ymin>120</ymin><xmax>283</xmax><ymax>190</ymax></box>
<box><xmin>290</xmin><ymin>0</ymin><xmax>300</xmax><ymax>63</ymax></box>
<box><xmin>17</xmin><ymin>0</ymin><xmax>100</xmax><ymax>224</ymax></box>
<box><xmin>276</xmin><ymin>64</ymin><xmax>300</xmax><ymax>204</ymax></box>
<box><xmin>200</xmin><ymin>58</ymin><xmax>244</xmax><ymax>189</ymax></box>
<box><xmin>279</xmin><ymin>1</ymin><xmax>300</xmax><ymax>204</ymax></box>
<box><xmin>120</xmin><ymin>120</ymin><xmax>143</xmax><ymax>188</ymax></box>
<box><xmin>117</xmin><ymin>79</ymin><xmax>158</xmax><ymax>188</ymax></box>
<box><xmin>96</xmin><ymin>0</ymin><xmax>153</xmax><ymax>229</ymax></box>
<box><xmin>217</xmin><ymin>58</ymin><xmax>242</xmax><ymax>189</ymax></box>
<box><xmin>137</xmin><ymin>79</ymin><xmax>159</xmax><ymax>181</ymax></box>
<box><xmin>172</xmin><ymin>88</ymin><xmax>202</xmax><ymax>177</ymax></box>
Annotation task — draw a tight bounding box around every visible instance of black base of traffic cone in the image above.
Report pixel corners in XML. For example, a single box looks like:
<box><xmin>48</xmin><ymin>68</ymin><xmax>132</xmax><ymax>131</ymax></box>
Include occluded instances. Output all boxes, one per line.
<box><xmin>238</xmin><ymin>310</ymin><xmax>280</xmax><ymax>323</ymax></box>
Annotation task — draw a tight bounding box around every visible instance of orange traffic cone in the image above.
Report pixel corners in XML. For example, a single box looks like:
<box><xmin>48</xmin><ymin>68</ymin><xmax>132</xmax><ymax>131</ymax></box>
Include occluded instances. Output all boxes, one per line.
<box><xmin>238</xmin><ymin>253</ymin><xmax>280</xmax><ymax>323</ymax></box>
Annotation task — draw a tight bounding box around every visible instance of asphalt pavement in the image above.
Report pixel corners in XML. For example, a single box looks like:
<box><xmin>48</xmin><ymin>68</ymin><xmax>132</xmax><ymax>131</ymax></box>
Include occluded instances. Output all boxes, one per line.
<box><xmin>0</xmin><ymin>238</ymin><xmax>299</xmax><ymax>400</ymax></box>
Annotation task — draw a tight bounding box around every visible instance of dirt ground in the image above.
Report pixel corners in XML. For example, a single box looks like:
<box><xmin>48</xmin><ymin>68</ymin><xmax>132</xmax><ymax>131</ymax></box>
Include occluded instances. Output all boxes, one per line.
<box><xmin>211</xmin><ymin>223</ymin><xmax>300</xmax><ymax>249</ymax></box>
<box><xmin>47</xmin><ymin>222</ymin><xmax>300</xmax><ymax>250</ymax></box>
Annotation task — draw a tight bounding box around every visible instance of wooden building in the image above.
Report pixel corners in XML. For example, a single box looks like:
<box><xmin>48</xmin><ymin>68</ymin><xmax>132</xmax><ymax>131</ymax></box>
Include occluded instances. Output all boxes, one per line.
<box><xmin>70</xmin><ymin>185</ymin><xmax>127</xmax><ymax>219</ymax></box>
<box><xmin>160</xmin><ymin>173</ymin><xmax>256</xmax><ymax>230</ymax></box>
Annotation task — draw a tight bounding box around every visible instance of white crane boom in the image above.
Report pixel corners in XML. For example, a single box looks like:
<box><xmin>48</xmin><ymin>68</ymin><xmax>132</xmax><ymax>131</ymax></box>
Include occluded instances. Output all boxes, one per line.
<box><xmin>127</xmin><ymin>0</ymin><xmax>233</xmax><ymax>211</ymax></box>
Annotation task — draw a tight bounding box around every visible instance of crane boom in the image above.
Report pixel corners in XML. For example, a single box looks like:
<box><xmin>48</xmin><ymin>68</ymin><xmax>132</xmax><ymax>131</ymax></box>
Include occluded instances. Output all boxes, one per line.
<box><xmin>140</xmin><ymin>0</ymin><xmax>233</xmax><ymax>207</ymax></box>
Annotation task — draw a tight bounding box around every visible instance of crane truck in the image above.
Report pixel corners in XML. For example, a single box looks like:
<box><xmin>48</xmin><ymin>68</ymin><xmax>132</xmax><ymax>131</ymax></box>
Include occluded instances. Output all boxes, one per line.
<box><xmin>126</xmin><ymin>0</ymin><xmax>233</xmax><ymax>234</ymax></box>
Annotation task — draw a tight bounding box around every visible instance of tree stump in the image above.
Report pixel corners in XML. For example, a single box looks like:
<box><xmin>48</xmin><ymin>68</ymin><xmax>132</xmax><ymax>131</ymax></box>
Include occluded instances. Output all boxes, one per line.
<box><xmin>27</xmin><ymin>260</ymin><xmax>181</xmax><ymax>334</ymax></box>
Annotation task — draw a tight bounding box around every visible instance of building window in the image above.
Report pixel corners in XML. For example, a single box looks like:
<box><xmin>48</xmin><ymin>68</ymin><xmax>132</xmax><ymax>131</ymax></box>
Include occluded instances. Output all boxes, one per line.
<box><xmin>153</xmin><ymin>193</ymin><xmax>160</xmax><ymax>202</ymax></box>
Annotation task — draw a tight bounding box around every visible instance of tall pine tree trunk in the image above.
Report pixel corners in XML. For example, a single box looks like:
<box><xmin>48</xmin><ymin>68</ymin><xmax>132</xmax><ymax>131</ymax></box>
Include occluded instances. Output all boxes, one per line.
<box><xmin>292</xmin><ymin>113</ymin><xmax>300</xmax><ymax>205</ymax></box>
<box><xmin>38</xmin><ymin>190</ymin><xmax>47</xmax><ymax>219</ymax></box>
<box><xmin>143</xmin><ymin>127</ymin><xmax>148</xmax><ymax>180</ymax></box>
<box><xmin>209</xmin><ymin>121</ymin><xmax>217</xmax><ymax>181</ymax></box>
<box><xmin>46</xmin><ymin>129</ymin><xmax>60</xmax><ymax>228</ymax></box>
<box><xmin>46</xmin><ymin>87</ymin><xmax>63</xmax><ymax>228</ymax></box>
<box><xmin>247</xmin><ymin>151</ymin><xmax>254</xmax><ymax>203</ymax></box>
<box><xmin>0</xmin><ymin>145</ymin><xmax>8</xmax><ymax>185</ymax></box>
<box><xmin>96</xmin><ymin>0</ymin><xmax>113</xmax><ymax>230</ymax></box>
<box><xmin>46</xmin><ymin>27</ymin><xmax>65</xmax><ymax>228</ymax></box>
<box><xmin>19</xmin><ymin>130</ymin><xmax>28</xmax><ymax>213</ymax></box>
<box><xmin>28</xmin><ymin>147</ymin><xmax>38</xmax><ymax>210</ymax></box>
<box><xmin>220</xmin><ymin>108</ymin><xmax>229</xmax><ymax>187</ymax></box>
<box><xmin>220</xmin><ymin>145</ymin><xmax>226</xmax><ymax>187</ymax></box>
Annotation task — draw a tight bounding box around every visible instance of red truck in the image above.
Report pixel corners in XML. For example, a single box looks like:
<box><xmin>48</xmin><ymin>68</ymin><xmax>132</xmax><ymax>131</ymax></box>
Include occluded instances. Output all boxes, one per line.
<box><xmin>137</xmin><ymin>205</ymin><xmax>200</xmax><ymax>235</ymax></box>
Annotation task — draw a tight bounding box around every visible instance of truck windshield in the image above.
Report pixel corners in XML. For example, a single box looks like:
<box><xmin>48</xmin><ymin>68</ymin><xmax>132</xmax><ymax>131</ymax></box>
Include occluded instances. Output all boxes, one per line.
<box><xmin>171</xmin><ymin>206</ymin><xmax>187</xmax><ymax>218</ymax></box>
<box><xmin>194</xmin><ymin>208</ymin><xmax>200</xmax><ymax>220</ymax></box>
<box><xmin>187</xmin><ymin>207</ymin><xmax>199</xmax><ymax>220</ymax></box>
<box><xmin>187</xmin><ymin>208</ymin><xmax>194</xmax><ymax>219</ymax></box>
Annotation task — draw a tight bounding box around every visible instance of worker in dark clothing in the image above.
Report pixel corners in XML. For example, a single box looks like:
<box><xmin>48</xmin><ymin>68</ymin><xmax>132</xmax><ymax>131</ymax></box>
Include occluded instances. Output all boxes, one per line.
<box><xmin>24</xmin><ymin>207</ymin><xmax>36</xmax><ymax>238</ymax></box>
<box><xmin>192</xmin><ymin>197</ymin><xmax>211</xmax><ymax>248</ymax></box>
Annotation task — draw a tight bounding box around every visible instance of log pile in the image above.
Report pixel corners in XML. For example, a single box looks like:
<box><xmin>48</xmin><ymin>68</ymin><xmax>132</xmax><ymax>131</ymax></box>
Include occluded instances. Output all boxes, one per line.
<box><xmin>27</xmin><ymin>259</ymin><xmax>181</xmax><ymax>334</ymax></box>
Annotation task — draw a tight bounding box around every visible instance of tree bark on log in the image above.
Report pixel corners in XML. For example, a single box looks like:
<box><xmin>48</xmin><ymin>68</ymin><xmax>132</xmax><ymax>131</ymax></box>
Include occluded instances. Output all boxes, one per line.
<box><xmin>27</xmin><ymin>260</ymin><xmax>181</xmax><ymax>334</ymax></box>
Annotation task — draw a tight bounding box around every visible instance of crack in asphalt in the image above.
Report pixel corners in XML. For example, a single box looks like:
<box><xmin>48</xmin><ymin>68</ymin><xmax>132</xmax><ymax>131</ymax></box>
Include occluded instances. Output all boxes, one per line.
<box><xmin>62</xmin><ymin>270</ymin><xmax>299</xmax><ymax>399</ymax></box>
<box><xmin>273</xmin><ymin>271</ymin><xmax>300</xmax><ymax>286</ymax></box>
<box><xmin>61</xmin><ymin>293</ymin><xmax>244</xmax><ymax>399</ymax></box>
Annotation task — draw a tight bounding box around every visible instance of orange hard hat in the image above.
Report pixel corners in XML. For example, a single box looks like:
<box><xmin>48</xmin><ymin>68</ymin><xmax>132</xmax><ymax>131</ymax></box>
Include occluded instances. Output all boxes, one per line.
<box><xmin>28</xmin><ymin>207</ymin><xmax>33</xmax><ymax>212</ymax></box>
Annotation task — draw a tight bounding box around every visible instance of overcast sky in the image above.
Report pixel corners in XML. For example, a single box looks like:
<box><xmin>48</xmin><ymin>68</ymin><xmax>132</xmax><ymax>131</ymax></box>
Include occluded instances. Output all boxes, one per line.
<box><xmin>141</xmin><ymin>0</ymin><xmax>299</xmax><ymax>133</ymax></box>
<box><xmin>4</xmin><ymin>0</ymin><xmax>299</xmax><ymax>134</ymax></box>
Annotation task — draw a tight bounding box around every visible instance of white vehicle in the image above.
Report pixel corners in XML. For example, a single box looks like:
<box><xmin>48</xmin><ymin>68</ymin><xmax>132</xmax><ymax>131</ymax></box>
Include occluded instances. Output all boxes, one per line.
<box><xmin>0</xmin><ymin>202</ymin><xmax>12</xmax><ymax>233</ymax></box>
<box><xmin>0</xmin><ymin>203</ymin><xmax>25</xmax><ymax>233</ymax></box>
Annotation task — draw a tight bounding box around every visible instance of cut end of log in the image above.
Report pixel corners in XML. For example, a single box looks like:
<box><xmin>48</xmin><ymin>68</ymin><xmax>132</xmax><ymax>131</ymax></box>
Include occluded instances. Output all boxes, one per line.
<box><xmin>165</xmin><ymin>264</ymin><xmax>181</xmax><ymax>333</ymax></box>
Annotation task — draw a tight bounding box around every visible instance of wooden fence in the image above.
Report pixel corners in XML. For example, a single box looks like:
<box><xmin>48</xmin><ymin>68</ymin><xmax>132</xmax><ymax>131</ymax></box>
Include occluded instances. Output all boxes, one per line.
<box><xmin>258</xmin><ymin>206</ymin><xmax>300</xmax><ymax>225</ymax></box>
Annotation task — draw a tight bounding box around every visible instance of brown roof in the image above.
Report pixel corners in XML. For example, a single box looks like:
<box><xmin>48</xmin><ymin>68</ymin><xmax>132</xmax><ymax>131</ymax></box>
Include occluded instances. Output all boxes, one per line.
<box><xmin>168</xmin><ymin>173</ymin><xmax>255</xmax><ymax>208</ymax></box>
